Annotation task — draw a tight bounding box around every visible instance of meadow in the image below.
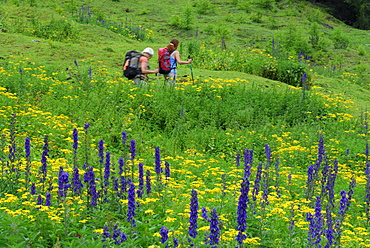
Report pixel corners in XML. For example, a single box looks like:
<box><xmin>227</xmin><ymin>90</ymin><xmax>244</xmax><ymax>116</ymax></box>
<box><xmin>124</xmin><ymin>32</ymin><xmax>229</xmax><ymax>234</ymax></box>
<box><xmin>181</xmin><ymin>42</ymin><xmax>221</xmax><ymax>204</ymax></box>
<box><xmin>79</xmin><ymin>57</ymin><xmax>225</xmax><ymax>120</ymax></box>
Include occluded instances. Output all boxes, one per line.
<box><xmin>1</xmin><ymin>0</ymin><xmax>370</xmax><ymax>247</ymax></box>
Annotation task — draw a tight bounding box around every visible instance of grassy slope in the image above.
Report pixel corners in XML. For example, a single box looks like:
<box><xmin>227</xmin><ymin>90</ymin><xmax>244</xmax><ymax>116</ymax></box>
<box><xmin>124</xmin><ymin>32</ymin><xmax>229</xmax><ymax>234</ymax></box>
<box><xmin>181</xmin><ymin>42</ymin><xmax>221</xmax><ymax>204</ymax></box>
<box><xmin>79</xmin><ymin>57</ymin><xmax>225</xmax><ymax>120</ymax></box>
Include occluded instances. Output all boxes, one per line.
<box><xmin>0</xmin><ymin>0</ymin><xmax>369</xmax><ymax>113</ymax></box>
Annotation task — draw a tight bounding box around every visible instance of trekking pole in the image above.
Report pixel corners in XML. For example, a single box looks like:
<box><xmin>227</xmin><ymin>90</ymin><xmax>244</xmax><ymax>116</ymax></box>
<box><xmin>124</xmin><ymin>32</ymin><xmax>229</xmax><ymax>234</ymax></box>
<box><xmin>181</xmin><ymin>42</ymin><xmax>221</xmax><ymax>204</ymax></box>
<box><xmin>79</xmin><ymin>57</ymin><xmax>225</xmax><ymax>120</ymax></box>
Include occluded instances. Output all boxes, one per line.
<box><xmin>188</xmin><ymin>55</ymin><xmax>195</xmax><ymax>84</ymax></box>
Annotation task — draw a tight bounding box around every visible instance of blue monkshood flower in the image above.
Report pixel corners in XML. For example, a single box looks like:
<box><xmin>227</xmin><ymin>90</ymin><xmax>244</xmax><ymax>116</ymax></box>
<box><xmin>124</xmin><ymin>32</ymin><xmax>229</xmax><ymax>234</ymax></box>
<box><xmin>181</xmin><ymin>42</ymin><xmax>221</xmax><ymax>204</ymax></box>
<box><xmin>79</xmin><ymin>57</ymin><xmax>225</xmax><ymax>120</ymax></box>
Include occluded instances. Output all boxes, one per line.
<box><xmin>19</xmin><ymin>68</ymin><xmax>23</xmax><ymax>75</ymax></box>
<box><xmin>137</xmin><ymin>163</ymin><xmax>144</xmax><ymax>198</ymax></box>
<box><xmin>221</xmin><ymin>173</ymin><xmax>227</xmax><ymax>197</ymax></box>
<box><xmin>173</xmin><ymin>238</ymin><xmax>179</xmax><ymax>248</ymax></box>
<box><xmin>40</xmin><ymin>135</ymin><xmax>49</xmax><ymax>182</ymax></box>
<box><xmin>325</xmin><ymin>204</ymin><xmax>335</xmax><ymax>248</ymax></box>
<box><xmin>37</xmin><ymin>195</ymin><xmax>42</xmax><ymax>206</ymax></box>
<box><xmin>366</xmin><ymin>141</ymin><xmax>369</xmax><ymax>162</ymax></box>
<box><xmin>188</xmin><ymin>189</ymin><xmax>199</xmax><ymax>239</ymax></box>
<box><xmin>261</xmin><ymin>171</ymin><xmax>270</xmax><ymax>206</ymax></box>
<box><xmin>160</xmin><ymin>226</ymin><xmax>169</xmax><ymax>244</ymax></box>
<box><xmin>110</xmin><ymin>225</ymin><xmax>127</xmax><ymax>245</ymax></box>
<box><xmin>84</xmin><ymin>166</ymin><xmax>98</xmax><ymax>206</ymax></box>
<box><xmin>30</xmin><ymin>182</ymin><xmax>36</xmax><ymax>195</ymax></box>
<box><xmin>366</xmin><ymin>163</ymin><xmax>370</xmax><ymax>222</ymax></box>
<box><xmin>58</xmin><ymin>167</ymin><xmax>70</xmax><ymax>198</ymax></box>
<box><xmin>264</xmin><ymin>143</ymin><xmax>271</xmax><ymax>166</ymax></box>
<box><xmin>88</xmin><ymin>67</ymin><xmax>92</xmax><ymax>79</ymax></box>
<box><xmin>208</xmin><ymin>208</ymin><xmax>220</xmax><ymax>247</ymax></box>
<box><xmin>25</xmin><ymin>137</ymin><xmax>31</xmax><ymax>159</ymax></box>
<box><xmin>165</xmin><ymin>161</ymin><xmax>170</xmax><ymax>178</ymax></box>
<box><xmin>272</xmin><ymin>39</ymin><xmax>275</xmax><ymax>51</ymax></box>
<box><xmin>74</xmin><ymin>59</ymin><xmax>78</xmax><ymax>67</ymax></box>
<box><xmin>127</xmin><ymin>182</ymin><xmax>136</xmax><ymax>226</ymax></box>
<box><xmin>113</xmin><ymin>176</ymin><xmax>119</xmax><ymax>192</ymax></box>
<box><xmin>155</xmin><ymin>146</ymin><xmax>161</xmax><ymax>175</ymax></box>
<box><xmin>130</xmin><ymin>140</ymin><xmax>136</xmax><ymax>160</ymax></box>
<box><xmin>84</xmin><ymin>123</ymin><xmax>90</xmax><ymax>134</ymax></box>
<box><xmin>120</xmin><ymin>175</ymin><xmax>127</xmax><ymax>196</ymax></box>
<box><xmin>288</xmin><ymin>173</ymin><xmax>292</xmax><ymax>184</ymax></box>
<box><xmin>236</xmin><ymin>177</ymin><xmax>249</xmax><ymax>244</ymax></box>
<box><xmin>346</xmin><ymin>178</ymin><xmax>356</xmax><ymax>211</ymax></box>
<box><xmin>72</xmin><ymin>128</ymin><xmax>78</xmax><ymax>152</ymax></box>
<box><xmin>98</xmin><ymin>140</ymin><xmax>104</xmax><ymax>164</ymax></box>
<box><xmin>335</xmin><ymin>190</ymin><xmax>349</xmax><ymax>242</ymax></box>
<box><xmin>313</xmin><ymin>196</ymin><xmax>323</xmax><ymax>246</ymax></box>
<box><xmin>202</xmin><ymin>207</ymin><xmax>210</xmax><ymax>222</ymax></box>
<box><xmin>45</xmin><ymin>192</ymin><xmax>51</xmax><ymax>206</ymax></box>
<box><xmin>72</xmin><ymin>167</ymin><xmax>83</xmax><ymax>195</ymax></box>
<box><xmin>104</xmin><ymin>152</ymin><xmax>111</xmax><ymax>187</ymax></box>
<box><xmin>118</xmin><ymin>157</ymin><xmax>124</xmax><ymax>175</ymax></box>
<box><xmin>243</xmin><ymin>149</ymin><xmax>253</xmax><ymax>178</ymax></box>
<box><xmin>146</xmin><ymin>170</ymin><xmax>151</xmax><ymax>195</ymax></box>
<box><xmin>102</xmin><ymin>225</ymin><xmax>110</xmax><ymax>243</ymax></box>
<box><xmin>302</xmin><ymin>73</ymin><xmax>307</xmax><ymax>84</ymax></box>
<box><xmin>252</xmin><ymin>162</ymin><xmax>263</xmax><ymax>202</ymax></box>
<box><xmin>121</xmin><ymin>132</ymin><xmax>127</xmax><ymax>145</ymax></box>
<box><xmin>235</xmin><ymin>153</ymin><xmax>240</xmax><ymax>167</ymax></box>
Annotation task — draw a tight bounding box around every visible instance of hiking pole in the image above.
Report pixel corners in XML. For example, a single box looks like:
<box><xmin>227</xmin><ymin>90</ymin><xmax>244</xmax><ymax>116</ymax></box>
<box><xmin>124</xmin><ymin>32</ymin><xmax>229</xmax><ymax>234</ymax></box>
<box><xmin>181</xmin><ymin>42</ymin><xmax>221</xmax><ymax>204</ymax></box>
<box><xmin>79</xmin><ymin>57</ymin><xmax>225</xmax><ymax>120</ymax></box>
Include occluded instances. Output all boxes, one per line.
<box><xmin>188</xmin><ymin>55</ymin><xmax>194</xmax><ymax>84</ymax></box>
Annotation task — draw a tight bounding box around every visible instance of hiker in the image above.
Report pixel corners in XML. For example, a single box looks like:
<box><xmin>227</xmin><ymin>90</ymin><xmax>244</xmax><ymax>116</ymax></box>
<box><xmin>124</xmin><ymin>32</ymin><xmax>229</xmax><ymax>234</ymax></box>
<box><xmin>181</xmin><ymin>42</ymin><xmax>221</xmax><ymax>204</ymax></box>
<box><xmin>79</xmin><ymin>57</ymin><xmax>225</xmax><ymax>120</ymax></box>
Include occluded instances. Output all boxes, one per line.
<box><xmin>158</xmin><ymin>39</ymin><xmax>192</xmax><ymax>85</ymax></box>
<box><xmin>123</xmin><ymin>47</ymin><xmax>158</xmax><ymax>85</ymax></box>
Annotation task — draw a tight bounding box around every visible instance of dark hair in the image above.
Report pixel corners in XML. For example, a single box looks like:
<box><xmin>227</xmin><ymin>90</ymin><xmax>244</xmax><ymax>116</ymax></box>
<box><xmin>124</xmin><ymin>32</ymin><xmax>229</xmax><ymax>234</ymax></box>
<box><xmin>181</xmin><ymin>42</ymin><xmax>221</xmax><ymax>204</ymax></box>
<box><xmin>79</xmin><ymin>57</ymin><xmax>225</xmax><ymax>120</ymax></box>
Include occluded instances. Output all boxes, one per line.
<box><xmin>167</xmin><ymin>39</ymin><xmax>179</xmax><ymax>51</ymax></box>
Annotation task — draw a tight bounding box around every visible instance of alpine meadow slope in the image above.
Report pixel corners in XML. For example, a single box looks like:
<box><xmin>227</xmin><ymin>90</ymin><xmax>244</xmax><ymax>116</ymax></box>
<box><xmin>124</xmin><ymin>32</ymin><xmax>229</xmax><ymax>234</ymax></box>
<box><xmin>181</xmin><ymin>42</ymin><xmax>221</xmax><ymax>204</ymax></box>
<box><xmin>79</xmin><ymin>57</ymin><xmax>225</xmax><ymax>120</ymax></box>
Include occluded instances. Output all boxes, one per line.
<box><xmin>1</xmin><ymin>0</ymin><xmax>370</xmax><ymax>247</ymax></box>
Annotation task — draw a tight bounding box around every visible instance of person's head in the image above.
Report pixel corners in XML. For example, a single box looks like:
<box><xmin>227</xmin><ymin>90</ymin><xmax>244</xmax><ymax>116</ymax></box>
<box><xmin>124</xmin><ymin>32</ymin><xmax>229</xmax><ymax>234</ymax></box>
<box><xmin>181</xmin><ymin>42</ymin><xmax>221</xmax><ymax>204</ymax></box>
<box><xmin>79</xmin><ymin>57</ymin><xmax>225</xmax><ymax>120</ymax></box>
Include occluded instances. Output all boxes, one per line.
<box><xmin>142</xmin><ymin>47</ymin><xmax>154</xmax><ymax>58</ymax></box>
<box><xmin>167</xmin><ymin>39</ymin><xmax>179</xmax><ymax>51</ymax></box>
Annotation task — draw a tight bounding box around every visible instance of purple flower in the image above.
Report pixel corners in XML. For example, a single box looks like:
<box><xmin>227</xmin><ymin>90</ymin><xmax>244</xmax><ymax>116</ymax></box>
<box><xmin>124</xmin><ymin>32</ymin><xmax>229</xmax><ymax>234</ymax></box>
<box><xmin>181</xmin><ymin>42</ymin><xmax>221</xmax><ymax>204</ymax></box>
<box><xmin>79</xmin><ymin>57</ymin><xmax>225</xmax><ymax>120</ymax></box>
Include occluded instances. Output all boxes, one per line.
<box><xmin>25</xmin><ymin>137</ymin><xmax>31</xmax><ymax>159</ymax></box>
<box><xmin>160</xmin><ymin>226</ymin><xmax>169</xmax><ymax>244</ymax></box>
<box><xmin>84</xmin><ymin>123</ymin><xmax>90</xmax><ymax>134</ymax></box>
<box><xmin>104</xmin><ymin>152</ymin><xmax>111</xmax><ymax>187</ymax></box>
<box><xmin>208</xmin><ymin>208</ymin><xmax>220</xmax><ymax>247</ymax></box>
<box><xmin>40</xmin><ymin>135</ymin><xmax>49</xmax><ymax>182</ymax></box>
<box><xmin>130</xmin><ymin>140</ymin><xmax>136</xmax><ymax>160</ymax></box>
<box><xmin>165</xmin><ymin>161</ymin><xmax>170</xmax><ymax>178</ymax></box>
<box><xmin>118</xmin><ymin>157</ymin><xmax>125</xmax><ymax>175</ymax></box>
<box><xmin>307</xmin><ymin>196</ymin><xmax>323</xmax><ymax>247</ymax></box>
<box><xmin>236</xmin><ymin>153</ymin><xmax>240</xmax><ymax>167</ymax></box>
<box><xmin>30</xmin><ymin>183</ymin><xmax>36</xmax><ymax>195</ymax></box>
<box><xmin>45</xmin><ymin>192</ymin><xmax>51</xmax><ymax>206</ymax></box>
<box><xmin>155</xmin><ymin>146</ymin><xmax>161</xmax><ymax>175</ymax></box>
<box><xmin>98</xmin><ymin>140</ymin><xmax>104</xmax><ymax>164</ymax></box>
<box><xmin>202</xmin><ymin>207</ymin><xmax>210</xmax><ymax>222</ymax></box>
<box><xmin>37</xmin><ymin>195</ymin><xmax>42</xmax><ymax>206</ymax></box>
<box><xmin>188</xmin><ymin>189</ymin><xmax>198</xmax><ymax>239</ymax></box>
<box><xmin>252</xmin><ymin>162</ymin><xmax>263</xmax><ymax>202</ymax></box>
<box><xmin>236</xmin><ymin>177</ymin><xmax>249</xmax><ymax>244</ymax></box>
<box><xmin>58</xmin><ymin>167</ymin><xmax>70</xmax><ymax>199</ymax></box>
<box><xmin>84</xmin><ymin>166</ymin><xmax>98</xmax><ymax>206</ymax></box>
<box><xmin>146</xmin><ymin>170</ymin><xmax>151</xmax><ymax>195</ymax></box>
<box><xmin>173</xmin><ymin>238</ymin><xmax>179</xmax><ymax>248</ymax></box>
<box><xmin>72</xmin><ymin>167</ymin><xmax>83</xmax><ymax>195</ymax></box>
<box><xmin>120</xmin><ymin>175</ymin><xmax>127</xmax><ymax>196</ymax></box>
<box><xmin>264</xmin><ymin>143</ymin><xmax>271</xmax><ymax>166</ymax></box>
<box><xmin>127</xmin><ymin>182</ymin><xmax>136</xmax><ymax>226</ymax></box>
<box><xmin>243</xmin><ymin>149</ymin><xmax>253</xmax><ymax>178</ymax></box>
<box><xmin>137</xmin><ymin>163</ymin><xmax>144</xmax><ymax>198</ymax></box>
<box><xmin>74</xmin><ymin>59</ymin><xmax>78</xmax><ymax>67</ymax></box>
<box><xmin>72</xmin><ymin>128</ymin><xmax>78</xmax><ymax>152</ymax></box>
<box><xmin>121</xmin><ymin>132</ymin><xmax>127</xmax><ymax>145</ymax></box>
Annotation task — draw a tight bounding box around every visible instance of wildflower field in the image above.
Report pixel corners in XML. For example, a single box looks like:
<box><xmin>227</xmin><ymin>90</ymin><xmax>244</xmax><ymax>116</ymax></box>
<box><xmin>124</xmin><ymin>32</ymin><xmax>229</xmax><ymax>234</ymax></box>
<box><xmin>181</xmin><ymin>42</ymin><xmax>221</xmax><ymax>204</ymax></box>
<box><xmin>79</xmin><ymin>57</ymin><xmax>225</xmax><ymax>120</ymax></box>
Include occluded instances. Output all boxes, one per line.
<box><xmin>1</xmin><ymin>0</ymin><xmax>370</xmax><ymax>247</ymax></box>
<box><xmin>1</xmin><ymin>53</ymin><xmax>370</xmax><ymax>248</ymax></box>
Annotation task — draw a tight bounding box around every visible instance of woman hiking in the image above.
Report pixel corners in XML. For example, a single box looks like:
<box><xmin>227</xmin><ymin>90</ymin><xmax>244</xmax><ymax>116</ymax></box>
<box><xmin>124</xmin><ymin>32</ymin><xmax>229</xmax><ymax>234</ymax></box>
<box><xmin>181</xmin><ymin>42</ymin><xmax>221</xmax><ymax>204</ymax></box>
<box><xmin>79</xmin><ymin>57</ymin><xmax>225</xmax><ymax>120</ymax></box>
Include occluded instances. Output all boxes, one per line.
<box><xmin>160</xmin><ymin>39</ymin><xmax>192</xmax><ymax>86</ymax></box>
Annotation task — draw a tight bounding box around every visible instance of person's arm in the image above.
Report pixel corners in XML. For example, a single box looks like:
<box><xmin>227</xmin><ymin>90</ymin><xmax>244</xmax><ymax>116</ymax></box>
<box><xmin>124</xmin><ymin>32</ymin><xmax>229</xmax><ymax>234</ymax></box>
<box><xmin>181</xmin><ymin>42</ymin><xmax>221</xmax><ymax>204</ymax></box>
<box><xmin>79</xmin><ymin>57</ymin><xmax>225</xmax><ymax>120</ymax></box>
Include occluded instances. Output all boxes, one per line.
<box><xmin>140</xmin><ymin>56</ymin><xmax>158</xmax><ymax>74</ymax></box>
<box><xmin>173</xmin><ymin>51</ymin><xmax>192</xmax><ymax>65</ymax></box>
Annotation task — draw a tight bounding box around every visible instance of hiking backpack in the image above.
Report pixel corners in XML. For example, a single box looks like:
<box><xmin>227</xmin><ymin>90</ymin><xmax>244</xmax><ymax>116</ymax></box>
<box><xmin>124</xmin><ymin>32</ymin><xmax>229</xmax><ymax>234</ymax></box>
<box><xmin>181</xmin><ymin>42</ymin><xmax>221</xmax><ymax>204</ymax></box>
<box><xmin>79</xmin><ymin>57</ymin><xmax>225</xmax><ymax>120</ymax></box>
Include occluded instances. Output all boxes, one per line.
<box><xmin>158</xmin><ymin>47</ymin><xmax>175</xmax><ymax>74</ymax></box>
<box><xmin>123</xmin><ymin>50</ymin><xmax>142</xmax><ymax>79</ymax></box>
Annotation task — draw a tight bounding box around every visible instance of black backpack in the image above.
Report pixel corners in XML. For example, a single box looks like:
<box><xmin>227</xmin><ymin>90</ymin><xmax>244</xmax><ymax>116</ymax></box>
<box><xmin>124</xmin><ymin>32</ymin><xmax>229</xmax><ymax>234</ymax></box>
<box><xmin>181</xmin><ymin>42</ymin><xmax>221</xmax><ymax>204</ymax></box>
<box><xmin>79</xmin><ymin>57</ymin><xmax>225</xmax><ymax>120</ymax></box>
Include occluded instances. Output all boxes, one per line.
<box><xmin>123</xmin><ymin>50</ymin><xmax>142</xmax><ymax>79</ymax></box>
